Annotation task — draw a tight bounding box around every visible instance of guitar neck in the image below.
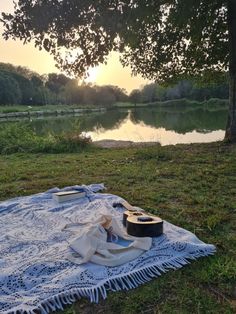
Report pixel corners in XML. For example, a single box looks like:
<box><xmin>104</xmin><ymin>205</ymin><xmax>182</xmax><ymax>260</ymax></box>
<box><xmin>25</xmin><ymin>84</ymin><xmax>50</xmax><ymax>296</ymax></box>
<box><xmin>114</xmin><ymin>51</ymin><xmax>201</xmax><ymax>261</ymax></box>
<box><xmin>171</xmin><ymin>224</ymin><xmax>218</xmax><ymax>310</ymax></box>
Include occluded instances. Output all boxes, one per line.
<box><xmin>120</xmin><ymin>200</ymin><xmax>136</xmax><ymax>211</ymax></box>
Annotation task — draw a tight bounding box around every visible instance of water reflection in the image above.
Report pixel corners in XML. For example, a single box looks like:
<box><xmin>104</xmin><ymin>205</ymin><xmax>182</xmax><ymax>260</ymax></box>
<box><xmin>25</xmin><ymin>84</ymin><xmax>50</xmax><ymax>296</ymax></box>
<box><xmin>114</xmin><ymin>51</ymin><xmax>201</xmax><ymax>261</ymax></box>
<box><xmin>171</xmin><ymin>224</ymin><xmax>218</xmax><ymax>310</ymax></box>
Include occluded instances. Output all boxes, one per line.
<box><xmin>2</xmin><ymin>106</ymin><xmax>227</xmax><ymax>145</ymax></box>
<box><xmin>30</xmin><ymin>110</ymin><xmax>127</xmax><ymax>135</ymax></box>
<box><xmin>88</xmin><ymin>110</ymin><xmax>225</xmax><ymax>145</ymax></box>
<box><xmin>131</xmin><ymin>107</ymin><xmax>227</xmax><ymax>133</ymax></box>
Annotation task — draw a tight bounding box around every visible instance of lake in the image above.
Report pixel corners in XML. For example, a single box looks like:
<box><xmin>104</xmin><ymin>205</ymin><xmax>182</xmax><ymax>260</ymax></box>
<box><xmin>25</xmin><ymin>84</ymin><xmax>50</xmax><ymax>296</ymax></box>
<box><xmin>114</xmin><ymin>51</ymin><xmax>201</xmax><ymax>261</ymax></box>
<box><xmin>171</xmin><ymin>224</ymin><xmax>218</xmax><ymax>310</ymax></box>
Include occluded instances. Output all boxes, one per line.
<box><xmin>2</xmin><ymin>106</ymin><xmax>228</xmax><ymax>146</ymax></box>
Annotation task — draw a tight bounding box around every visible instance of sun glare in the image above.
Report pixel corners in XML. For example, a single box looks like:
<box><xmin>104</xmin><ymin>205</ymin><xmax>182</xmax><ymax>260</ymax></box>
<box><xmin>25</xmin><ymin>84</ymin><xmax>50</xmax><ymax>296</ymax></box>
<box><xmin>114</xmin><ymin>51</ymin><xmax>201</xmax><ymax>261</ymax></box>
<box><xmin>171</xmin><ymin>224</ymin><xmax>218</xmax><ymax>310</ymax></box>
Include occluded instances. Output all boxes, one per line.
<box><xmin>85</xmin><ymin>67</ymin><xmax>99</xmax><ymax>83</ymax></box>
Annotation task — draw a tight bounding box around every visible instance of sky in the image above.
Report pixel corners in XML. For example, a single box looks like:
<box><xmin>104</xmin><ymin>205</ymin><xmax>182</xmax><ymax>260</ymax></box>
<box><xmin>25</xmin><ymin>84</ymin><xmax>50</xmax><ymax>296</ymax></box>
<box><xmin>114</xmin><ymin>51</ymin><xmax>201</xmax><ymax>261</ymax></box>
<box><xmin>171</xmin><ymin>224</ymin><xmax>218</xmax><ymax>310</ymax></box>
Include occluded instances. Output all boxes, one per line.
<box><xmin>0</xmin><ymin>1</ymin><xmax>150</xmax><ymax>93</ymax></box>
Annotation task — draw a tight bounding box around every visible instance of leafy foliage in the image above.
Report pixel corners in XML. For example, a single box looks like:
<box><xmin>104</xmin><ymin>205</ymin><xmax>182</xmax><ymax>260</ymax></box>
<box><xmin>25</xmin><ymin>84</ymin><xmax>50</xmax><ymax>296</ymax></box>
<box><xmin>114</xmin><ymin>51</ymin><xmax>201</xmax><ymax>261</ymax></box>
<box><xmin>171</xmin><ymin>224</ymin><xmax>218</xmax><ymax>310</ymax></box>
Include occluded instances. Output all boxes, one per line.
<box><xmin>121</xmin><ymin>1</ymin><xmax>228</xmax><ymax>82</ymax></box>
<box><xmin>1</xmin><ymin>1</ymin><xmax>228</xmax><ymax>83</ymax></box>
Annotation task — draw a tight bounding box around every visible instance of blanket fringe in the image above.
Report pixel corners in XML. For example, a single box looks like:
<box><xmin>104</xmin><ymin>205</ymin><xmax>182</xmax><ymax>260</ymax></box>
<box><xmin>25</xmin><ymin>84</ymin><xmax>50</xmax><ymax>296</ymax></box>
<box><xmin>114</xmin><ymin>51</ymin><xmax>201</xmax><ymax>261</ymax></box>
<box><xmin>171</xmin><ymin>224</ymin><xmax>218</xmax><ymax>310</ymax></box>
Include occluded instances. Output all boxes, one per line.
<box><xmin>15</xmin><ymin>246</ymin><xmax>215</xmax><ymax>314</ymax></box>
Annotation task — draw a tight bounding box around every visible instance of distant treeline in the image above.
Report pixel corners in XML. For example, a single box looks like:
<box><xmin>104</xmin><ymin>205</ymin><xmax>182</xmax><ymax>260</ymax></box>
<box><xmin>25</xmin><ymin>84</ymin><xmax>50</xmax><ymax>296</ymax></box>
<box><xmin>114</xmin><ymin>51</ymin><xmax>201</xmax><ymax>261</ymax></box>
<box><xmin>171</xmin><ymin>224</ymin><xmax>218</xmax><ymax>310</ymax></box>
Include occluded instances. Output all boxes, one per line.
<box><xmin>130</xmin><ymin>81</ymin><xmax>228</xmax><ymax>104</ymax></box>
<box><xmin>0</xmin><ymin>62</ymin><xmax>229</xmax><ymax>106</ymax></box>
<box><xmin>0</xmin><ymin>63</ymin><xmax>128</xmax><ymax>106</ymax></box>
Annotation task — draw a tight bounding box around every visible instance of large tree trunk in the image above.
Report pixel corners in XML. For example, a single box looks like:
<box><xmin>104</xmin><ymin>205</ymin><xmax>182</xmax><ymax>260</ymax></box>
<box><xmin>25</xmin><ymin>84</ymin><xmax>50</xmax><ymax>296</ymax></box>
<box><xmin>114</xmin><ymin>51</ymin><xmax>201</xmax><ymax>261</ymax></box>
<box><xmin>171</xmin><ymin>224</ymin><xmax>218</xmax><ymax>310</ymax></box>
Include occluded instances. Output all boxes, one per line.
<box><xmin>225</xmin><ymin>0</ymin><xmax>236</xmax><ymax>142</ymax></box>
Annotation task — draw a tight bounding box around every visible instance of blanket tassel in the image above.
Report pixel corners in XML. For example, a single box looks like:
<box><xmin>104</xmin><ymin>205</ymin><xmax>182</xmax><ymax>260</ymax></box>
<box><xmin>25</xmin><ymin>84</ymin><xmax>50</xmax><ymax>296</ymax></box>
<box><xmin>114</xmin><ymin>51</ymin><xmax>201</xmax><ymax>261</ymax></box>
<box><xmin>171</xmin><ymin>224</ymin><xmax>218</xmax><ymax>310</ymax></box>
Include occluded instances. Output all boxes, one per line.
<box><xmin>23</xmin><ymin>246</ymin><xmax>215</xmax><ymax>314</ymax></box>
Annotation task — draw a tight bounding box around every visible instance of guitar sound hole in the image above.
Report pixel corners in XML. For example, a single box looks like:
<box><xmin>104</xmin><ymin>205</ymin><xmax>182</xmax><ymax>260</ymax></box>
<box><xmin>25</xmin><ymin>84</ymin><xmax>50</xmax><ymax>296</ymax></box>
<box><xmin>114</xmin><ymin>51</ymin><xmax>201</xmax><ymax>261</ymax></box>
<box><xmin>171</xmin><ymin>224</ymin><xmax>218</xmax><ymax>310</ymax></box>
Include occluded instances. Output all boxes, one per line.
<box><xmin>137</xmin><ymin>216</ymin><xmax>153</xmax><ymax>222</ymax></box>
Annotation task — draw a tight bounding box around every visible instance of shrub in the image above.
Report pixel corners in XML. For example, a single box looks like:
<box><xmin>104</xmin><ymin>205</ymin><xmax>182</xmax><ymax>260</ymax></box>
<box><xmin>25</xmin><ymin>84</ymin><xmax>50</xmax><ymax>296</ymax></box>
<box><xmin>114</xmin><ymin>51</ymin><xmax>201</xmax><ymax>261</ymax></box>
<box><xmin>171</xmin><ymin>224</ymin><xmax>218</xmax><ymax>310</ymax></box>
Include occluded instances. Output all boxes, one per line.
<box><xmin>0</xmin><ymin>123</ymin><xmax>91</xmax><ymax>154</ymax></box>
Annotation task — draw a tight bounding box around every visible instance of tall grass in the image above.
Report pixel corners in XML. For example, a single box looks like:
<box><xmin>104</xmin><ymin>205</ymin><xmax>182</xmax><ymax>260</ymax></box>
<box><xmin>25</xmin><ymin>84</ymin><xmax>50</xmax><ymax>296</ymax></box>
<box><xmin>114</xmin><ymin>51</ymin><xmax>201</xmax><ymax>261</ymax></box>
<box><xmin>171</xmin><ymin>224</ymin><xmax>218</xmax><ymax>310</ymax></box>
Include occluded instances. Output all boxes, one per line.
<box><xmin>0</xmin><ymin>123</ymin><xmax>91</xmax><ymax>154</ymax></box>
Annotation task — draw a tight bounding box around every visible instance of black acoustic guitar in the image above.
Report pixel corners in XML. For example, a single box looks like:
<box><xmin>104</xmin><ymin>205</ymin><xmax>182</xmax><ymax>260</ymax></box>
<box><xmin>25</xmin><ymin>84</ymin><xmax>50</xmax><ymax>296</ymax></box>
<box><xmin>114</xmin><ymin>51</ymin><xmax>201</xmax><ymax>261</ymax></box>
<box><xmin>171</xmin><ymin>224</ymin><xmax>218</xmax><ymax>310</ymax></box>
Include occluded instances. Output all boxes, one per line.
<box><xmin>114</xmin><ymin>200</ymin><xmax>163</xmax><ymax>237</ymax></box>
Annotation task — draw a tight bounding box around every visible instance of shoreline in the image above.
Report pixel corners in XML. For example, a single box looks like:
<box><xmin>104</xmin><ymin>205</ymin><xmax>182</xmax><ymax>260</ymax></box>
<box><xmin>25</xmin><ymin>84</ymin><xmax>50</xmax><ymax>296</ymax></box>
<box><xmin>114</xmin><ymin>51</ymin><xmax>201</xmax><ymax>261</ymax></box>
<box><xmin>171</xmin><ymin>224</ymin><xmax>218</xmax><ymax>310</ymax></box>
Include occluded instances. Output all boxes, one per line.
<box><xmin>0</xmin><ymin>98</ymin><xmax>228</xmax><ymax>120</ymax></box>
<box><xmin>93</xmin><ymin>139</ymin><xmax>160</xmax><ymax>148</ymax></box>
<box><xmin>0</xmin><ymin>107</ymin><xmax>106</xmax><ymax>120</ymax></box>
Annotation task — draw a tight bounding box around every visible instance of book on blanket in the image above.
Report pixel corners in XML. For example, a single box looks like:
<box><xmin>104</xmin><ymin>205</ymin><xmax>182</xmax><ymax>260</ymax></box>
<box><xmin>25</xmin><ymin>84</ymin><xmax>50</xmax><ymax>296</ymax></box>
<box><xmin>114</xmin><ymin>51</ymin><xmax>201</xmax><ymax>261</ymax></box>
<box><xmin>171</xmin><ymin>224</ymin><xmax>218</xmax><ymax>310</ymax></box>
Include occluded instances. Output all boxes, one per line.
<box><xmin>53</xmin><ymin>190</ymin><xmax>86</xmax><ymax>203</ymax></box>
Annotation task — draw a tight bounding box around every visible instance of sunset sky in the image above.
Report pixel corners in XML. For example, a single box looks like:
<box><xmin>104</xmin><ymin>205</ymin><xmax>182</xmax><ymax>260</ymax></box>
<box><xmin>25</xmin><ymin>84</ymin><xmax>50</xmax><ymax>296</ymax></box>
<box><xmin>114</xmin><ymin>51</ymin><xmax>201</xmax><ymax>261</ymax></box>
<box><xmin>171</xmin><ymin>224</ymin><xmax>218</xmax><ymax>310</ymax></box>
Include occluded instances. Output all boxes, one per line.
<box><xmin>0</xmin><ymin>1</ymin><xmax>150</xmax><ymax>93</ymax></box>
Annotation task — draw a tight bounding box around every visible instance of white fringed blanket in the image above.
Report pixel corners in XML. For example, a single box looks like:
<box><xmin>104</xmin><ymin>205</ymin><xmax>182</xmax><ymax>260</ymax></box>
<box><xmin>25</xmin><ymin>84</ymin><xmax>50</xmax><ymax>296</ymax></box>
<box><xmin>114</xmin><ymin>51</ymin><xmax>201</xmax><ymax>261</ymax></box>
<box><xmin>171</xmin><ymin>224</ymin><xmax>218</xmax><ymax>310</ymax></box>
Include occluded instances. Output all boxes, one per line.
<box><xmin>0</xmin><ymin>184</ymin><xmax>215</xmax><ymax>314</ymax></box>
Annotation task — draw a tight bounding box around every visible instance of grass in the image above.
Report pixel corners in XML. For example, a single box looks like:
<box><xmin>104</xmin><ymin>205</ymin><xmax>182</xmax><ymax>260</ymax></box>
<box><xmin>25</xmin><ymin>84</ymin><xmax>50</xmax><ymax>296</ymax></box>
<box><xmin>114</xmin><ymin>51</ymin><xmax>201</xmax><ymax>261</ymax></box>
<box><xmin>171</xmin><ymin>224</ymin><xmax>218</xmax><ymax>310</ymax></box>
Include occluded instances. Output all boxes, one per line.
<box><xmin>0</xmin><ymin>142</ymin><xmax>235</xmax><ymax>313</ymax></box>
<box><xmin>147</xmin><ymin>98</ymin><xmax>228</xmax><ymax>109</ymax></box>
<box><xmin>0</xmin><ymin>123</ymin><xmax>92</xmax><ymax>154</ymax></box>
<box><xmin>0</xmin><ymin>104</ymin><xmax>103</xmax><ymax>113</ymax></box>
<box><xmin>113</xmin><ymin>98</ymin><xmax>228</xmax><ymax>109</ymax></box>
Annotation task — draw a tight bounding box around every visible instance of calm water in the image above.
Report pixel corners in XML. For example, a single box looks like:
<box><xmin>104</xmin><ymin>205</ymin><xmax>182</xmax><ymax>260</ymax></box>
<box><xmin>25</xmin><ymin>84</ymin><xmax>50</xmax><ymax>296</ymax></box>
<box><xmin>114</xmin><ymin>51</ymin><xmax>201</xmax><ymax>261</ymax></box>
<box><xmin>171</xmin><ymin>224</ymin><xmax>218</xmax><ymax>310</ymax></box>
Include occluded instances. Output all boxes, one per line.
<box><xmin>3</xmin><ymin>106</ymin><xmax>228</xmax><ymax>145</ymax></box>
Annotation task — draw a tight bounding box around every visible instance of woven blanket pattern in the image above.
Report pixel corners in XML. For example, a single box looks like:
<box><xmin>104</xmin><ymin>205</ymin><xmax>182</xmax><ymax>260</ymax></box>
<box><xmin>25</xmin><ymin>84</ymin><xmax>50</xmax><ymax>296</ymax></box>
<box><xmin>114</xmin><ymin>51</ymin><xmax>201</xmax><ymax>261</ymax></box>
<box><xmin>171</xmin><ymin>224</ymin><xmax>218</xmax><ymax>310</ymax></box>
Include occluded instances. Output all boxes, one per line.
<box><xmin>0</xmin><ymin>184</ymin><xmax>215</xmax><ymax>314</ymax></box>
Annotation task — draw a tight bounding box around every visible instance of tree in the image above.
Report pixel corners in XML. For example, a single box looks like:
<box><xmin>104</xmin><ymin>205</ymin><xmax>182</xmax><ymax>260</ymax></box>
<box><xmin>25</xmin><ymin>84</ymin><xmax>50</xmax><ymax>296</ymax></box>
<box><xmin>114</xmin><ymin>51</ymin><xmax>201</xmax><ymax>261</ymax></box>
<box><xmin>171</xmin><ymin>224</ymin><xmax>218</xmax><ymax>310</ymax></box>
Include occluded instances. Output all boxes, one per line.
<box><xmin>63</xmin><ymin>79</ymin><xmax>81</xmax><ymax>105</ymax></box>
<box><xmin>1</xmin><ymin>1</ymin><xmax>235</xmax><ymax>141</ymax></box>
<box><xmin>0</xmin><ymin>71</ymin><xmax>22</xmax><ymax>105</ymax></box>
<box><xmin>79</xmin><ymin>84</ymin><xmax>97</xmax><ymax>105</ymax></box>
<box><xmin>0</xmin><ymin>69</ymin><xmax>34</xmax><ymax>105</ymax></box>
<box><xmin>0</xmin><ymin>62</ymin><xmax>39</xmax><ymax>80</ymax></box>
<box><xmin>45</xmin><ymin>73</ymin><xmax>72</xmax><ymax>104</ymax></box>
<box><xmin>0</xmin><ymin>65</ymin><xmax>47</xmax><ymax>105</ymax></box>
<box><xmin>141</xmin><ymin>83</ymin><xmax>158</xmax><ymax>103</ymax></box>
<box><xmin>31</xmin><ymin>75</ymin><xmax>44</xmax><ymax>88</ymax></box>
<box><xmin>129</xmin><ymin>89</ymin><xmax>141</xmax><ymax>105</ymax></box>
<box><xmin>45</xmin><ymin>73</ymin><xmax>71</xmax><ymax>95</ymax></box>
<box><xmin>9</xmin><ymin>72</ymin><xmax>34</xmax><ymax>105</ymax></box>
<box><xmin>95</xmin><ymin>86</ymin><xmax>115</xmax><ymax>106</ymax></box>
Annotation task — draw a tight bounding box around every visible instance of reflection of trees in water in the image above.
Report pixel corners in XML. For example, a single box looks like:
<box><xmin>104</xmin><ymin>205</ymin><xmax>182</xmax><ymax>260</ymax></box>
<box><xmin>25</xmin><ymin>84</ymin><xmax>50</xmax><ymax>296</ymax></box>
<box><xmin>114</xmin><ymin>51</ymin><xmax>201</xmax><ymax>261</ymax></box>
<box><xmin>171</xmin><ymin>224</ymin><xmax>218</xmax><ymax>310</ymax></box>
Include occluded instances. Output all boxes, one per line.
<box><xmin>130</xmin><ymin>108</ymin><xmax>227</xmax><ymax>133</ymax></box>
<box><xmin>79</xmin><ymin>110</ymin><xmax>127</xmax><ymax>131</ymax></box>
<box><xmin>28</xmin><ymin>110</ymin><xmax>127</xmax><ymax>135</ymax></box>
<box><xmin>30</xmin><ymin>117</ymin><xmax>74</xmax><ymax>135</ymax></box>
<box><xmin>10</xmin><ymin>107</ymin><xmax>228</xmax><ymax>135</ymax></box>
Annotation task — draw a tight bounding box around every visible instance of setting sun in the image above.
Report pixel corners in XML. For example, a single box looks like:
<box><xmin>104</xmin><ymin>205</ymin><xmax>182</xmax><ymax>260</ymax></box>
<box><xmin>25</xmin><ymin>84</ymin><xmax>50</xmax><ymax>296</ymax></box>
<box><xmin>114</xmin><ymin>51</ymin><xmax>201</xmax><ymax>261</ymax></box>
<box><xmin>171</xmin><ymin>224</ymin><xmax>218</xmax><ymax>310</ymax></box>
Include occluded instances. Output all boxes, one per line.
<box><xmin>85</xmin><ymin>66</ymin><xmax>100</xmax><ymax>84</ymax></box>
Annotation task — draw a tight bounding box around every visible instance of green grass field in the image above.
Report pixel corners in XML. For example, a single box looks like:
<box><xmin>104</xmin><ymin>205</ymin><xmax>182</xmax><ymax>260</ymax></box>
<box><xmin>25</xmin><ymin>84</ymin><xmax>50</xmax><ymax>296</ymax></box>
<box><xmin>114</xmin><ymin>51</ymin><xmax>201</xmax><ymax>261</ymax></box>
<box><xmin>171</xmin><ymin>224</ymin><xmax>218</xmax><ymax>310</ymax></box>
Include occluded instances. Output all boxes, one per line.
<box><xmin>0</xmin><ymin>142</ymin><xmax>235</xmax><ymax>313</ymax></box>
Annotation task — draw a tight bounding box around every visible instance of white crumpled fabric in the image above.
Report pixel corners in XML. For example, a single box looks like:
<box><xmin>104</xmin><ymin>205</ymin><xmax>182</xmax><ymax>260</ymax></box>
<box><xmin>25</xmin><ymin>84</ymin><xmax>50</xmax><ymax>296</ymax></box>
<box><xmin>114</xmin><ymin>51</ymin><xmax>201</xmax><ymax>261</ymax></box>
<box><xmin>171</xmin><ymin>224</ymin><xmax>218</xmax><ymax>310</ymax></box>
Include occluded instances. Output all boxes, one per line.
<box><xmin>64</xmin><ymin>214</ymin><xmax>152</xmax><ymax>266</ymax></box>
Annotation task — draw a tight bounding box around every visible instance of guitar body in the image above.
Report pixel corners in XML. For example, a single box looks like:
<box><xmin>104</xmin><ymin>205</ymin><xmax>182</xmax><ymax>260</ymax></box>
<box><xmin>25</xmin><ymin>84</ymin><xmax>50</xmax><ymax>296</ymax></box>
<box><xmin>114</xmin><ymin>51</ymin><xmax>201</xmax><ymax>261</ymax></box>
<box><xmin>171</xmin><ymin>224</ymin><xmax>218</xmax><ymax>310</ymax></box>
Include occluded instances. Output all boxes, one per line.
<box><xmin>126</xmin><ymin>215</ymin><xmax>163</xmax><ymax>237</ymax></box>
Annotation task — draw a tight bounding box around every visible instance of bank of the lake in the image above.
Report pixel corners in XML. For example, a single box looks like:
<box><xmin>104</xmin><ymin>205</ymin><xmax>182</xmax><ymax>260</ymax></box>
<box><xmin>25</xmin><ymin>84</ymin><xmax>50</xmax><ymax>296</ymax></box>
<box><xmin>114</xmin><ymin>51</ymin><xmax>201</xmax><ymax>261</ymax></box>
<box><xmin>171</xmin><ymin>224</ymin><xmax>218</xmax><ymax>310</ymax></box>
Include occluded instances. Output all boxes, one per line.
<box><xmin>0</xmin><ymin>142</ymin><xmax>235</xmax><ymax>314</ymax></box>
<box><xmin>0</xmin><ymin>98</ymin><xmax>228</xmax><ymax>119</ymax></box>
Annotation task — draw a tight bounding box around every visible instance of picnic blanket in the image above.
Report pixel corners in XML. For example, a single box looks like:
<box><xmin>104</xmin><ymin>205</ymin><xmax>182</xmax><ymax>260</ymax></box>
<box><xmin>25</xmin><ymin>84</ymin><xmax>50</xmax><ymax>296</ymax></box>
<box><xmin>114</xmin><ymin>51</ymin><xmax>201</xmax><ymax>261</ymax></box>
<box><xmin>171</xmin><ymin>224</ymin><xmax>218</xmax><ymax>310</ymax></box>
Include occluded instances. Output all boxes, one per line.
<box><xmin>0</xmin><ymin>184</ymin><xmax>216</xmax><ymax>314</ymax></box>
